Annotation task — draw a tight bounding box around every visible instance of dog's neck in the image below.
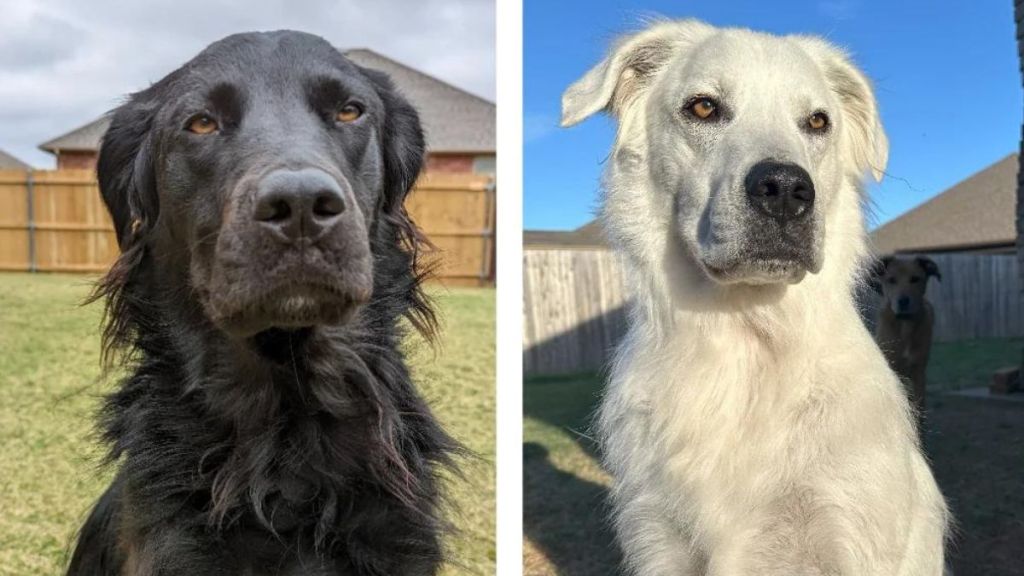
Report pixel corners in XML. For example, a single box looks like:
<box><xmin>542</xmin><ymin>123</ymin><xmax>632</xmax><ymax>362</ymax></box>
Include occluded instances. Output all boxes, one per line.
<box><xmin>107</xmin><ymin>261</ymin><xmax>454</xmax><ymax>543</ymax></box>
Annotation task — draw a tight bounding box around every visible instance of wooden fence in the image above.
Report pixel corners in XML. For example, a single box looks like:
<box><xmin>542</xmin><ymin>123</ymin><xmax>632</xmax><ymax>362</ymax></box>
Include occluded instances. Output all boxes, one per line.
<box><xmin>524</xmin><ymin>249</ymin><xmax>1024</xmax><ymax>376</ymax></box>
<box><xmin>0</xmin><ymin>170</ymin><xmax>495</xmax><ymax>285</ymax></box>
<box><xmin>524</xmin><ymin>249</ymin><xmax>628</xmax><ymax>376</ymax></box>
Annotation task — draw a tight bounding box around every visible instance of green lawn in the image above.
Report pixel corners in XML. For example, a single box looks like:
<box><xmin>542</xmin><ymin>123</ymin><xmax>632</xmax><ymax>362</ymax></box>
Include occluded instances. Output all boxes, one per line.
<box><xmin>525</xmin><ymin>339</ymin><xmax>1024</xmax><ymax>576</ymax></box>
<box><xmin>0</xmin><ymin>273</ymin><xmax>494</xmax><ymax>576</ymax></box>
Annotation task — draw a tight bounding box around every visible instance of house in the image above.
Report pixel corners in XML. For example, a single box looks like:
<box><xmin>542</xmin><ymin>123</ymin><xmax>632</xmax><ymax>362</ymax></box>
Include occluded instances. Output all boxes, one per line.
<box><xmin>38</xmin><ymin>49</ymin><xmax>495</xmax><ymax>174</ymax></box>
<box><xmin>523</xmin><ymin>220</ymin><xmax>606</xmax><ymax>249</ymax></box>
<box><xmin>0</xmin><ymin>149</ymin><xmax>30</xmax><ymax>170</ymax></box>
<box><xmin>871</xmin><ymin>153</ymin><xmax>1018</xmax><ymax>255</ymax></box>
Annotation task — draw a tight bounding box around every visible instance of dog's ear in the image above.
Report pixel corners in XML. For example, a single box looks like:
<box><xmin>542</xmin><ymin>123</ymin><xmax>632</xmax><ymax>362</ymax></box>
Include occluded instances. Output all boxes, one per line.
<box><xmin>561</xmin><ymin>20</ymin><xmax>714</xmax><ymax>127</ymax></box>
<box><xmin>793</xmin><ymin>37</ymin><xmax>888</xmax><ymax>182</ymax></box>
<box><xmin>868</xmin><ymin>255</ymin><xmax>893</xmax><ymax>294</ymax></box>
<box><xmin>98</xmin><ymin>97</ymin><xmax>160</xmax><ymax>250</ymax></box>
<box><xmin>916</xmin><ymin>256</ymin><xmax>941</xmax><ymax>282</ymax></box>
<box><xmin>89</xmin><ymin>91</ymin><xmax>164</xmax><ymax>368</ymax></box>
<box><xmin>363</xmin><ymin>68</ymin><xmax>426</xmax><ymax>214</ymax></box>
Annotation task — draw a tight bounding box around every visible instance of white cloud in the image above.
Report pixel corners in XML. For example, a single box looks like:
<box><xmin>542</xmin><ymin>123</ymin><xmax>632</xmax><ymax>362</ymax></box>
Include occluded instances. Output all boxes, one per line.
<box><xmin>523</xmin><ymin>112</ymin><xmax>558</xmax><ymax>144</ymax></box>
<box><xmin>0</xmin><ymin>0</ymin><xmax>495</xmax><ymax>167</ymax></box>
<box><xmin>817</xmin><ymin>0</ymin><xmax>861</xmax><ymax>21</ymax></box>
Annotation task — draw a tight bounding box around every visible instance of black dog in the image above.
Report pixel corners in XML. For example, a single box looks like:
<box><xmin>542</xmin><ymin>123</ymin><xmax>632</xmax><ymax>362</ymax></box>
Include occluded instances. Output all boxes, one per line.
<box><xmin>67</xmin><ymin>31</ymin><xmax>459</xmax><ymax>575</ymax></box>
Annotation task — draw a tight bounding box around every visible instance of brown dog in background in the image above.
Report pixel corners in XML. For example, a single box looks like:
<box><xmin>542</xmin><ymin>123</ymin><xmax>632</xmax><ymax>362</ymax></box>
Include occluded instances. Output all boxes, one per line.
<box><xmin>874</xmin><ymin>256</ymin><xmax>941</xmax><ymax>421</ymax></box>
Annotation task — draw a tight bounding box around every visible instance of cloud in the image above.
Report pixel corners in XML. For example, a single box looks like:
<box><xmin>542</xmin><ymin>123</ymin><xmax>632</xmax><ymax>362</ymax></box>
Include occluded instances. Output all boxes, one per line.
<box><xmin>817</xmin><ymin>0</ymin><xmax>861</xmax><ymax>21</ymax></box>
<box><xmin>524</xmin><ymin>113</ymin><xmax>558</xmax><ymax>144</ymax></box>
<box><xmin>0</xmin><ymin>0</ymin><xmax>494</xmax><ymax>167</ymax></box>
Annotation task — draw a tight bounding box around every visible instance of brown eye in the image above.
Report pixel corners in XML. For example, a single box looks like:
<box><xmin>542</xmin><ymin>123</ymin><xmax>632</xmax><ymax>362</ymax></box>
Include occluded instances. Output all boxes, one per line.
<box><xmin>909</xmin><ymin>276</ymin><xmax>921</xmax><ymax>284</ymax></box>
<box><xmin>687</xmin><ymin>97</ymin><xmax>718</xmax><ymax>120</ymax></box>
<box><xmin>336</xmin><ymin>103</ymin><xmax>363</xmax><ymax>123</ymax></box>
<box><xmin>808</xmin><ymin>112</ymin><xmax>829</xmax><ymax>131</ymax></box>
<box><xmin>186</xmin><ymin>114</ymin><xmax>218</xmax><ymax>135</ymax></box>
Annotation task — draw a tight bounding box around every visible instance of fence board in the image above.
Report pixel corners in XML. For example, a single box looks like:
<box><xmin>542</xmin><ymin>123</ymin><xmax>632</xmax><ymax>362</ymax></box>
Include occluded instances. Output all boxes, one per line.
<box><xmin>523</xmin><ymin>249</ymin><xmax>628</xmax><ymax>375</ymax></box>
<box><xmin>524</xmin><ymin>249</ymin><xmax>1024</xmax><ymax>376</ymax></box>
<box><xmin>0</xmin><ymin>170</ymin><xmax>494</xmax><ymax>285</ymax></box>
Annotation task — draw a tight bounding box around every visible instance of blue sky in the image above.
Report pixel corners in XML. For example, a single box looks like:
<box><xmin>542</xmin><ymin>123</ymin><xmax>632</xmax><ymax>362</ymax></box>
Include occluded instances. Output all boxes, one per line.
<box><xmin>524</xmin><ymin>0</ymin><xmax>1022</xmax><ymax>231</ymax></box>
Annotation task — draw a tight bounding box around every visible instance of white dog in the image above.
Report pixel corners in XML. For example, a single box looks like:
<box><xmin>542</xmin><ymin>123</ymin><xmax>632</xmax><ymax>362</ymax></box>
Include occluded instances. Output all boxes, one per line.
<box><xmin>562</xmin><ymin>20</ymin><xmax>949</xmax><ymax>576</ymax></box>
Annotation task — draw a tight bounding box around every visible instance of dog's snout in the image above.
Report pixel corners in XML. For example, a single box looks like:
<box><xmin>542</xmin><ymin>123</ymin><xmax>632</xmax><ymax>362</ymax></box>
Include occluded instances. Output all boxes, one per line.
<box><xmin>744</xmin><ymin>161</ymin><xmax>815</xmax><ymax>222</ymax></box>
<box><xmin>897</xmin><ymin>296</ymin><xmax>911</xmax><ymax>312</ymax></box>
<box><xmin>254</xmin><ymin>169</ymin><xmax>345</xmax><ymax>242</ymax></box>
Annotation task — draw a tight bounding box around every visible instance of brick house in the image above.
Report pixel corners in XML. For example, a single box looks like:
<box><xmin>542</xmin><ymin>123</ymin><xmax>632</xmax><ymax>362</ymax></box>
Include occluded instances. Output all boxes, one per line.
<box><xmin>38</xmin><ymin>48</ymin><xmax>495</xmax><ymax>173</ymax></box>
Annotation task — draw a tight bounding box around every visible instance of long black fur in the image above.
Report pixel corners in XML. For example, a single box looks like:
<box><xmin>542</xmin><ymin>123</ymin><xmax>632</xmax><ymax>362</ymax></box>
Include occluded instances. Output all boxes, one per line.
<box><xmin>67</xmin><ymin>31</ymin><xmax>459</xmax><ymax>576</ymax></box>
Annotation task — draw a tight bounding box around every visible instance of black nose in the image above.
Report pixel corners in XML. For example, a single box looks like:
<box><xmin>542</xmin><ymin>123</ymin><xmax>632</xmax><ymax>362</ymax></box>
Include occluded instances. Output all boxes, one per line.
<box><xmin>744</xmin><ymin>161</ymin><xmax>815</xmax><ymax>222</ymax></box>
<box><xmin>253</xmin><ymin>169</ymin><xmax>345</xmax><ymax>242</ymax></box>
<box><xmin>897</xmin><ymin>296</ymin><xmax>911</xmax><ymax>311</ymax></box>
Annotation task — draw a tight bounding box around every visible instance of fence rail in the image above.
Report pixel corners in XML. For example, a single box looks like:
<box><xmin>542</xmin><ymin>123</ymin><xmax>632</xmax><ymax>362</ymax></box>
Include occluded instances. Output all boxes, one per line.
<box><xmin>524</xmin><ymin>249</ymin><xmax>1024</xmax><ymax>376</ymax></box>
<box><xmin>0</xmin><ymin>169</ymin><xmax>495</xmax><ymax>285</ymax></box>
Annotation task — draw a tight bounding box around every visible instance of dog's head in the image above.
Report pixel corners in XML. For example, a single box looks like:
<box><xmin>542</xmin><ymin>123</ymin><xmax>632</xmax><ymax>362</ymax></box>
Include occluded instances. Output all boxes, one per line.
<box><xmin>97</xmin><ymin>31</ymin><xmax>425</xmax><ymax>339</ymax></box>
<box><xmin>872</xmin><ymin>256</ymin><xmax>940</xmax><ymax>318</ymax></box>
<box><xmin>562</xmin><ymin>20</ymin><xmax>887</xmax><ymax>289</ymax></box>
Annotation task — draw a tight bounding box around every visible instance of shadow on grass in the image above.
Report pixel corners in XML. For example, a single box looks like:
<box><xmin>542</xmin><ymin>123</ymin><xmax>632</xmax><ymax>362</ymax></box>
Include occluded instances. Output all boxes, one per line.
<box><xmin>524</xmin><ymin>376</ymin><xmax>623</xmax><ymax>575</ymax></box>
<box><xmin>924</xmin><ymin>395</ymin><xmax>1024</xmax><ymax>576</ymax></box>
<box><xmin>524</xmin><ymin>442</ymin><xmax>621</xmax><ymax>575</ymax></box>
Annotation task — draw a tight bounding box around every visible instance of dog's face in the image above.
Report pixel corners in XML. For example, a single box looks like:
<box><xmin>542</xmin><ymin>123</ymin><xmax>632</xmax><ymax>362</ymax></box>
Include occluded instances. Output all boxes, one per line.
<box><xmin>99</xmin><ymin>31</ymin><xmax>424</xmax><ymax>337</ymax></box>
<box><xmin>562</xmin><ymin>21</ymin><xmax>887</xmax><ymax>288</ymax></box>
<box><xmin>875</xmin><ymin>256</ymin><xmax>940</xmax><ymax>317</ymax></box>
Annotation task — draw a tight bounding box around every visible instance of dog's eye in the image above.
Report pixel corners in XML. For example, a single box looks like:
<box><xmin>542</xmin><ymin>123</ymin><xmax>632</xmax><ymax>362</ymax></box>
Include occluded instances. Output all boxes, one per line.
<box><xmin>186</xmin><ymin>114</ymin><xmax>219</xmax><ymax>135</ymax></box>
<box><xmin>807</xmin><ymin>112</ymin><xmax>829</xmax><ymax>132</ymax></box>
<box><xmin>336</xmin><ymin>103</ymin><xmax>364</xmax><ymax>123</ymax></box>
<box><xmin>685</xmin><ymin>97</ymin><xmax>719</xmax><ymax>121</ymax></box>
<box><xmin>887</xmin><ymin>277</ymin><xmax>897</xmax><ymax>285</ymax></box>
<box><xmin>909</xmin><ymin>276</ymin><xmax>921</xmax><ymax>284</ymax></box>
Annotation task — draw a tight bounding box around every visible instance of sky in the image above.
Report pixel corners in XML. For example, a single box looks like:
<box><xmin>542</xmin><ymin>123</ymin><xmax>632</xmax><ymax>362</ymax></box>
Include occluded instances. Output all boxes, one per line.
<box><xmin>524</xmin><ymin>0</ymin><xmax>1023</xmax><ymax>231</ymax></box>
<box><xmin>0</xmin><ymin>0</ymin><xmax>495</xmax><ymax>168</ymax></box>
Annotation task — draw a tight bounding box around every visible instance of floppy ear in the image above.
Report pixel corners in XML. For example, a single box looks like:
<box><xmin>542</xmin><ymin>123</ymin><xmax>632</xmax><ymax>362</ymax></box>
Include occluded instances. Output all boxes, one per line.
<box><xmin>868</xmin><ymin>255</ymin><xmax>894</xmax><ymax>294</ymax></box>
<box><xmin>915</xmin><ymin>256</ymin><xmax>941</xmax><ymax>282</ymax></box>
<box><xmin>561</xmin><ymin>20</ymin><xmax>713</xmax><ymax>127</ymax></box>
<box><xmin>98</xmin><ymin>98</ymin><xmax>160</xmax><ymax>249</ymax></box>
<box><xmin>793</xmin><ymin>37</ymin><xmax>888</xmax><ymax>182</ymax></box>
<box><xmin>362</xmin><ymin>68</ymin><xmax>426</xmax><ymax>214</ymax></box>
<box><xmin>89</xmin><ymin>94</ymin><xmax>162</xmax><ymax>367</ymax></box>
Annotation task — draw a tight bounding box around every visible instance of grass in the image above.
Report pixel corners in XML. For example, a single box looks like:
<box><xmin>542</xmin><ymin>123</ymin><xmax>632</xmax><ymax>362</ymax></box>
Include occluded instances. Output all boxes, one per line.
<box><xmin>0</xmin><ymin>273</ymin><xmax>494</xmax><ymax>576</ymax></box>
<box><xmin>928</xmin><ymin>337</ymin><xmax>1023</xmax><ymax>392</ymax></box>
<box><xmin>524</xmin><ymin>339</ymin><xmax>1024</xmax><ymax>576</ymax></box>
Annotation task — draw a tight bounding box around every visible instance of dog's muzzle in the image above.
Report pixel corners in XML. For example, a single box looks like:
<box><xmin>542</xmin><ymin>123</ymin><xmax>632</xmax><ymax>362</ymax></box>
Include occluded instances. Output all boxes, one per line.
<box><xmin>204</xmin><ymin>167</ymin><xmax>374</xmax><ymax>337</ymax></box>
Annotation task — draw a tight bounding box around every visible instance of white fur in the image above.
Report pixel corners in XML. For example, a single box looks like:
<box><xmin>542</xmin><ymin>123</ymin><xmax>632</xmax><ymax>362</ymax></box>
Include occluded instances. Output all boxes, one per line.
<box><xmin>563</xmin><ymin>20</ymin><xmax>948</xmax><ymax>576</ymax></box>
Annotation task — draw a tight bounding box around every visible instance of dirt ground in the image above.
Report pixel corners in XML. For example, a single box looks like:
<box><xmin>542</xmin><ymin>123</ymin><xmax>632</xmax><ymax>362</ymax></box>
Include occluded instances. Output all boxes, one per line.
<box><xmin>524</xmin><ymin>374</ymin><xmax>1024</xmax><ymax>576</ymax></box>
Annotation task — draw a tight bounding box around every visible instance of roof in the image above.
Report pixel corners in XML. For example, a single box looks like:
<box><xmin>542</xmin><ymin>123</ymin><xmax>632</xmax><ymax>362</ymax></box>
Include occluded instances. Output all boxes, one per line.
<box><xmin>0</xmin><ymin>149</ymin><xmax>30</xmax><ymax>170</ymax></box>
<box><xmin>524</xmin><ymin>220</ymin><xmax>608</xmax><ymax>249</ymax></box>
<box><xmin>345</xmin><ymin>49</ymin><xmax>494</xmax><ymax>153</ymax></box>
<box><xmin>871</xmin><ymin>153</ymin><xmax>1018</xmax><ymax>254</ymax></box>
<box><xmin>39</xmin><ymin>49</ymin><xmax>494</xmax><ymax>155</ymax></box>
<box><xmin>38</xmin><ymin>117</ymin><xmax>110</xmax><ymax>153</ymax></box>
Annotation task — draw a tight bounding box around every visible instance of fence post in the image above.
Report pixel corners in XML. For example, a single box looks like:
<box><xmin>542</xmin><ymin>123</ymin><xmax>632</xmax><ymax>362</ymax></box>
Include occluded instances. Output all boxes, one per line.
<box><xmin>26</xmin><ymin>170</ymin><xmax>36</xmax><ymax>273</ymax></box>
<box><xmin>479</xmin><ymin>179</ymin><xmax>496</xmax><ymax>286</ymax></box>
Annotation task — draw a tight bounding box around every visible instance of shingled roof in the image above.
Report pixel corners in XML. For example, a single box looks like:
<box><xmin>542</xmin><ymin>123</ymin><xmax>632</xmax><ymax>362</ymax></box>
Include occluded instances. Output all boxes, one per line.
<box><xmin>871</xmin><ymin>153</ymin><xmax>1018</xmax><ymax>254</ymax></box>
<box><xmin>39</xmin><ymin>48</ymin><xmax>494</xmax><ymax>155</ymax></box>
<box><xmin>0</xmin><ymin>149</ymin><xmax>30</xmax><ymax>170</ymax></box>
<box><xmin>524</xmin><ymin>220</ymin><xmax>607</xmax><ymax>249</ymax></box>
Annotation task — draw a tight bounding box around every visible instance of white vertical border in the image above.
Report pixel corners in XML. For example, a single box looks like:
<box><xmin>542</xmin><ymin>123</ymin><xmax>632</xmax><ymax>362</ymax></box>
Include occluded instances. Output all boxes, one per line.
<box><xmin>495</xmin><ymin>0</ymin><xmax>523</xmax><ymax>573</ymax></box>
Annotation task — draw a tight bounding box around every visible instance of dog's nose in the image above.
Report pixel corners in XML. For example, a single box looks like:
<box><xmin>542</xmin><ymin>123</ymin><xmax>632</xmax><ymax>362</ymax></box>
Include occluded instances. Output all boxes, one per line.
<box><xmin>744</xmin><ymin>161</ymin><xmax>815</xmax><ymax>222</ymax></box>
<box><xmin>253</xmin><ymin>169</ymin><xmax>345</xmax><ymax>242</ymax></box>
<box><xmin>897</xmin><ymin>296</ymin><xmax>911</xmax><ymax>311</ymax></box>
